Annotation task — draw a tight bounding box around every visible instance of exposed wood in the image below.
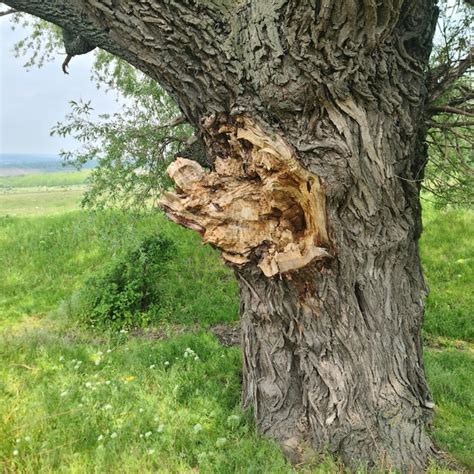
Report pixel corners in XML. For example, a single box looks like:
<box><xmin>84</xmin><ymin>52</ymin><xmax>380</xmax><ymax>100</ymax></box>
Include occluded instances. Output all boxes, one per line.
<box><xmin>160</xmin><ymin>117</ymin><xmax>330</xmax><ymax>277</ymax></box>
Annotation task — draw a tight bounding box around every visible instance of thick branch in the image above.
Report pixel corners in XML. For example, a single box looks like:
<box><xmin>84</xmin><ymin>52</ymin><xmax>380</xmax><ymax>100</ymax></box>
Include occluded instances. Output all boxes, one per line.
<box><xmin>0</xmin><ymin>7</ymin><xmax>16</xmax><ymax>16</ymax></box>
<box><xmin>2</xmin><ymin>0</ymin><xmax>239</xmax><ymax>124</ymax></box>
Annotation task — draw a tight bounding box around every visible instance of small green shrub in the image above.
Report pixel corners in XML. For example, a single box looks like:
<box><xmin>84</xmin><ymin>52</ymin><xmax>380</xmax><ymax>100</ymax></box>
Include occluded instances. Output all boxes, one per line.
<box><xmin>73</xmin><ymin>235</ymin><xmax>176</xmax><ymax>329</ymax></box>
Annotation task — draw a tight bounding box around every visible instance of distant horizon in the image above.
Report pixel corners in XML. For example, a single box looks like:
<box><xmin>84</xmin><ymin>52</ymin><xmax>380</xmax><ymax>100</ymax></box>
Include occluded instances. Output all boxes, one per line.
<box><xmin>0</xmin><ymin>152</ymin><xmax>96</xmax><ymax>177</ymax></box>
<box><xmin>0</xmin><ymin>152</ymin><xmax>61</xmax><ymax>156</ymax></box>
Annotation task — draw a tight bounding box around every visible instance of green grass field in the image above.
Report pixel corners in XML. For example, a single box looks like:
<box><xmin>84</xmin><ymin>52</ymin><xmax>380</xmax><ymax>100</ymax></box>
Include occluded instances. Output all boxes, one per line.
<box><xmin>0</xmin><ymin>174</ymin><xmax>472</xmax><ymax>473</ymax></box>
<box><xmin>0</xmin><ymin>170</ymin><xmax>90</xmax><ymax>189</ymax></box>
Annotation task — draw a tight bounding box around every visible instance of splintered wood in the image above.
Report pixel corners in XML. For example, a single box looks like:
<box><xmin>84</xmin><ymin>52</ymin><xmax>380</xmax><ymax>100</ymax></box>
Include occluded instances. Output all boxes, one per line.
<box><xmin>160</xmin><ymin>117</ymin><xmax>329</xmax><ymax>277</ymax></box>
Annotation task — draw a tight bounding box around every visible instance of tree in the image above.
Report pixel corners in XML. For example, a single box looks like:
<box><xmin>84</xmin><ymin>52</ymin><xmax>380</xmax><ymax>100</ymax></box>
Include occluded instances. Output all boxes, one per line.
<box><xmin>1</xmin><ymin>0</ymin><xmax>471</xmax><ymax>470</ymax></box>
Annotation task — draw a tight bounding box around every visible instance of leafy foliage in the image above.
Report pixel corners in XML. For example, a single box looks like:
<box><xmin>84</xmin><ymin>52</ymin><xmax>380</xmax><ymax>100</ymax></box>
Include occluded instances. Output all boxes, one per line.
<box><xmin>71</xmin><ymin>235</ymin><xmax>176</xmax><ymax>329</ymax></box>
<box><xmin>9</xmin><ymin>14</ymin><xmax>193</xmax><ymax>208</ymax></box>
<box><xmin>51</xmin><ymin>52</ymin><xmax>193</xmax><ymax>209</ymax></box>
<box><xmin>425</xmin><ymin>0</ymin><xmax>474</xmax><ymax>207</ymax></box>
<box><xmin>9</xmin><ymin>14</ymin><xmax>63</xmax><ymax>68</ymax></box>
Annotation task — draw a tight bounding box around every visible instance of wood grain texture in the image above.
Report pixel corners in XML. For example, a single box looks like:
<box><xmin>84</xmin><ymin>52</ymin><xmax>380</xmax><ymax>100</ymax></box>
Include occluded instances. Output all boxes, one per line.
<box><xmin>161</xmin><ymin>117</ymin><xmax>329</xmax><ymax>276</ymax></box>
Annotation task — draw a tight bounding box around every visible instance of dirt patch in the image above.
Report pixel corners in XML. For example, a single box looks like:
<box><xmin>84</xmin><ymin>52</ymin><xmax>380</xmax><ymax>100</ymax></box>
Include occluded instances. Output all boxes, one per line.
<box><xmin>209</xmin><ymin>323</ymin><xmax>241</xmax><ymax>347</ymax></box>
<box><xmin>130</xmin><ymin>325</ymin><xmax>199</xmax><ymax>340</ymax></box>
<box><xmin>129</xmin><ymin>323</ymin><xmax>241</xmax><ymax>347</ymax></box>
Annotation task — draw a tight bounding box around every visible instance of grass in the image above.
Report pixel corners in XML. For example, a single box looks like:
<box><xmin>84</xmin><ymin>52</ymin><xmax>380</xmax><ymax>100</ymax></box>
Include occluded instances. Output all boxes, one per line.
<box><xmin>0</xmin><ymin>328</ymin><xmax>292</xmax><ymax>473</ymax></box>
<box><xmin>0</xmin><ymin>173</ymin><xmax>472</xmax><ymax>472</ymax></box>
<box><xmin>0</xmin><ymin>211</ymin><xmax>238</xmax><ymax>328</ymax></box>
<box><xmin>420</xmin><ymin>202</ymin><xmax>474</xmax><ymax>342</ymax></box>
<box><xmin>425</xmin><ymin>349</ymin><xmax>474</xmax><ymax>469</ymax></box>
<box><xmin>0</xmin><ymin>188</ymin><xmax>87</xmax><ymax>217</ymax></box>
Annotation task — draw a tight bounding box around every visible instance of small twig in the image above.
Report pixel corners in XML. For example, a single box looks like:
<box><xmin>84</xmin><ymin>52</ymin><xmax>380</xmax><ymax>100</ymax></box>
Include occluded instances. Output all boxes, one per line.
<box><xmin>10</xmin><ymin>363</ymin><xmax>37</xmax><ymax>371</ymax></box>
<box><xmin>428</xmin><ymin>120</ymin><xmax>474</xmax><ymax>128</ymax></box>
<box><xmin>158</xmin><ymin>115</ymin><xmax>187</xmax><ymax>129</ymax></box>
<box><xmin>12</xmin><ymin>407</ymin><xmax>84</xmax><ymax>432</ymax></box>
<box><xmin>429</xmin><ymin>106</ymin><xmax>474</xmax><ymax>118</ymax></box>
<box><xmin>237</xmin><ymin>274</ymin><xmax>262</xmax><ymax>302</ymax></box>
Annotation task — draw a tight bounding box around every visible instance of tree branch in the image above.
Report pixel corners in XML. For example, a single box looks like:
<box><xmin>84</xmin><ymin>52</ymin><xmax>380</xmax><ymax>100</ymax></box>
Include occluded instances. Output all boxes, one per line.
<box><xmin>428</xmin><ymin>120</ymin><xmax>474</xmax><ymax>128</ymax></box>
<box><xmin>1</xmin><ymin>0</ymin><xmax>239</xmax><ymax>125</ymax></box>
<box><xmin>158</xmin><ymin>115</ymin><xmax>187</xmax><ymax>129</ymax></box>
<box><xmin>0</xmin><ymin>7</ymin><xmax>16</xmax><ymax>16</ymax></box>
<box><xmin>428</xmin><ymin>105</ymin><xmax>474</xmax><ymax>117</ymax></box>
<box><xmin>428</xmin><ymin>47</ymin><xmax>474</xmax><ymax>103</ymax></box>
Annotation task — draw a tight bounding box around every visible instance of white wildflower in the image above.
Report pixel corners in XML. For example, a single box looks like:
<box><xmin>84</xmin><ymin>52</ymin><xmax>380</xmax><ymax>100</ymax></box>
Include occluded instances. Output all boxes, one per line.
<box><xmin>164</xmin><ymin>361</ymin><xmax>170</xmax><ymax>366</ymax></box>
<box><xmin>104</xmin><ymin>404</ymin><xmax>113</xmax><ymax>410</ymax></box>
<box><xmin>226</xmin><ymin>414</ymin><xmax>241</xmax><ymax>428</ymax></box>
<box><xmin>156</xmin><ymin>424</ymin><xmax>164</xmax><ymax>433</ymax></box>
<box><xmin>13</xmin><ymin>449</ymin><xmax>19</xmax><ymax>456</ymax></box>
<box><xmin>149</xmin><ymin>364</ymin><xmax>156</xmax><ymax>369</ymax></box>
<box><xmin>215</xmin><ymin>437</ymin><xmax>227</xmax><ymax>448</ymax></box>
<box><xmin>193</xmin><ymin>423</ymin><xmax>203</xmax><ymax>433</ymax></box>
<box><xmin>110</xmin><ymin>432</ymin><xmax>118</xmax><ymax>439</ymax></box>
<box><xmin>97</xmin><ymin>435</ymin><xmax>104</xmax><ymax>441</ymax></box>
<box><xmin>144</xmin><ymin>431</ymin><xmax>152</xmax><ymax>438</ymax></box>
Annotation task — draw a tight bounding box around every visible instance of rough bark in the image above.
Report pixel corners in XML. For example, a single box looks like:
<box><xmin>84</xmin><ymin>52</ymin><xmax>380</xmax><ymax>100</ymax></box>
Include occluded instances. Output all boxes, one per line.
<box><xmin>3</xmin><ymin>0</ymin><xmax>440</xmax><ymax>470</ymax></box>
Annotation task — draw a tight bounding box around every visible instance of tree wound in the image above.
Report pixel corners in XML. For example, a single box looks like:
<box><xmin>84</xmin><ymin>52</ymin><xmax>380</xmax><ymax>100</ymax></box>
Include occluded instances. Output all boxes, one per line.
<box><xmin>160</xmin><ymin>117</ymin><xmax>330</xmax><ymax>277</ymax></box>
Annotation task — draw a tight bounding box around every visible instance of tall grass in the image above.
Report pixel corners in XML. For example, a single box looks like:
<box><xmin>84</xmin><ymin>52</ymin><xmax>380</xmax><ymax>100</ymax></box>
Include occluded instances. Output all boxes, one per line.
<box><xmin>420</xmin><ymin>202</ymin><xmax>474</xmax><ymax>341</ymax></box>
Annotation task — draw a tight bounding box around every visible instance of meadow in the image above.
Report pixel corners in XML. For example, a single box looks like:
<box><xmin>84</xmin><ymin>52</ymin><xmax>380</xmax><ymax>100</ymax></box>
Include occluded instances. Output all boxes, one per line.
<box><xmin>0</xmin><ymin>174</ymin><xmax>472</xmax><ymax>473</ymax></box>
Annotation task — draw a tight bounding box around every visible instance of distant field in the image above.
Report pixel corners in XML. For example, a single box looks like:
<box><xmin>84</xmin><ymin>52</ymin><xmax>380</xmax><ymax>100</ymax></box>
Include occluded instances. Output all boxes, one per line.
<box><xmin>0</xmin><ymin>170</ymin><xmax>90</xmax><ymax>188</ymax></box>
<box><xmin>0</xmin><ymin>170</ymin><xmax>90</xmax><ymax>216</ymax></box>
<box><xmin>0</xmin><ymin>187</ymin><xmax>87</xmax><ymax>216</ymax></box>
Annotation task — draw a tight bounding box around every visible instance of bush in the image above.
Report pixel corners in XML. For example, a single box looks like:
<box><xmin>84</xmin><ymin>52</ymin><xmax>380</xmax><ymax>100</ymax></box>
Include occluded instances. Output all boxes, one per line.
<box><xmin>70</xmin><ymin>235</ymin><xmax>176</xmax><ymax>329</ymax></box>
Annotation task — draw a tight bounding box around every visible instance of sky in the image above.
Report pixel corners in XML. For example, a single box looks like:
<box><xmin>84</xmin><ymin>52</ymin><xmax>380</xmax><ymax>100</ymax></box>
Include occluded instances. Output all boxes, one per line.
<box><xmin>0</xmin><ymin>16</ymin><xmax>119</xmax><ymax>155</ymax></box>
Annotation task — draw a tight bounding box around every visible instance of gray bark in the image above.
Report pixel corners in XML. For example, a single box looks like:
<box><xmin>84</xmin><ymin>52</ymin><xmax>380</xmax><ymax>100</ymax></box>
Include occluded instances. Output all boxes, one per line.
<box><xmin>3</xmin><ymin>0</ymin><xmax>440</xmax><ymax>470</ymax></box>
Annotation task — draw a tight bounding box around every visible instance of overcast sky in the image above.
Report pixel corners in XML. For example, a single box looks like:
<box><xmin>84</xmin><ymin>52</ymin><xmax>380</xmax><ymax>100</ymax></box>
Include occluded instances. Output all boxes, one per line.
<box><xmin>0</xmin><ymin>17</ymin><xmax>118</xmax><ymax>155</ymax></box>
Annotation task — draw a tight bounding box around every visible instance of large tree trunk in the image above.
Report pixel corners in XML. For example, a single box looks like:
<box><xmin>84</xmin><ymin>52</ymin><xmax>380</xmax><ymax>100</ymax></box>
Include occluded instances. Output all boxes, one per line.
<box><xmin>5</xmin><ymin>0</ymin><xmax>440</xmax><ymax>470</ymax></box>
<box><xmin>162</xmin><ymin>104</ymin><xmax>437</xmax><ymax>470</ymax></box>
